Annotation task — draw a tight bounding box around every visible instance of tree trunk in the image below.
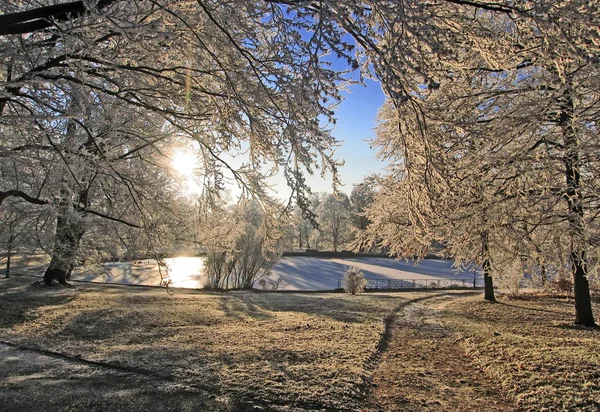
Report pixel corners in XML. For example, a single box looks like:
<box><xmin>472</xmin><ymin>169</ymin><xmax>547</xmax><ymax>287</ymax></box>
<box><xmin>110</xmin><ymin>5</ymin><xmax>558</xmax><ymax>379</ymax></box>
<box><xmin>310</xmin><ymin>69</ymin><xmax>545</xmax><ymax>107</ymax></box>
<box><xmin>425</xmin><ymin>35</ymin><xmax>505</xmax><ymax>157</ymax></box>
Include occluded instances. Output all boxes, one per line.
<box><xmin>483</xmin><ymin>260</ymin><xmax>496</xmax><ymax>302</ymax></box>
<box><xmin>540</xmin><ymin>263</ymin><xmax>547</xmax><ymax>287</ymax></box>
<box><xmin>559</xmin><ymin>89</ymin><xmax>596</xmax><ymax>326</ymax></box>
<box><xmin>572</xmin><ymin>250</ymin><xmax>595</xmax><ymax>325</ymax></box>
<box><xmin>4</xmin><ymin>249</ymin><xmax>11</xmax><ymax>278</ymax></box>
<box><xmin>4</xmin><ymin>223</ymin><xmax>13</xmax><ymax>278</ymax></box>
<box><xmin>43</xmin><ymin>209</ymin><xmax>85</xmax><ymax>287</ymax></box>
<box><xmin>43</xmin><ymin>112</ymin><xmax>94</xmax><ymax>287</ymax></box>
<box><xmin>481</xmin><ymin>231</ymin><xmax>496</xmax><ymax>302</ymax></box>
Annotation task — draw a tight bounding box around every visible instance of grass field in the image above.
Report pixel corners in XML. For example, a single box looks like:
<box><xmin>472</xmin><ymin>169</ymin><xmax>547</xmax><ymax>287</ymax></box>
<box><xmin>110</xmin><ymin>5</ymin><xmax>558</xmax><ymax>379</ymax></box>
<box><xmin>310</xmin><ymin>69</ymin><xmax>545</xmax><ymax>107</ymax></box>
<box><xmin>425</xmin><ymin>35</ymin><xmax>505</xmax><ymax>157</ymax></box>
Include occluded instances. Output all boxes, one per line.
<box><xmin>1</xmin><ymin>277</ymin><xmax>599</xmax><ymax>411</ymax></box>
<box><xmin>368</xmin><ymin>293</ymin><xmax>600</xmax><ymax>411</ymax></box>
<box><xmin>451</xmin><ymin>295</ymin><xmax>600</xmax><ymax>411</ymax></box>
<box><xmin>0</xmin><ymin>277</ymin><xmax>414</xmax><ymax>411</ymax></box>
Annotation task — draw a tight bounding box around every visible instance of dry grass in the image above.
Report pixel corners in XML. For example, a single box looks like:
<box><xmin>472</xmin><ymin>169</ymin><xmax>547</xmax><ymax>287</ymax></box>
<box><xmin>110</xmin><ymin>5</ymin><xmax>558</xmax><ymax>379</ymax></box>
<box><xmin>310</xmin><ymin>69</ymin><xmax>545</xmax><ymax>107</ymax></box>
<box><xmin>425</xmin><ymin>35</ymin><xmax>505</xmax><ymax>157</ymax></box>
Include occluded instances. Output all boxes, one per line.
<box><xmin>366</xmin><ymin>292</ymin><xmax>600</xmax><ymax>412</ymax></box>
<box><xmin>2</xmin><ymin>277</ymin><xmax>599</xmax><ymax>411</ymax></box>
<box><xmin>367</xmin><ymin>293</ymin><xmax>514</xmax><ymax>411</ymax></box>
<box><xmin>447</xmin><ymin>294</ymin><xmax>600</xmax><ymax>411</ymax></box>
<box><xmin>0</xmin><ymin>277</ymin><xmax>410</xmax><ymax>411</ymax></box>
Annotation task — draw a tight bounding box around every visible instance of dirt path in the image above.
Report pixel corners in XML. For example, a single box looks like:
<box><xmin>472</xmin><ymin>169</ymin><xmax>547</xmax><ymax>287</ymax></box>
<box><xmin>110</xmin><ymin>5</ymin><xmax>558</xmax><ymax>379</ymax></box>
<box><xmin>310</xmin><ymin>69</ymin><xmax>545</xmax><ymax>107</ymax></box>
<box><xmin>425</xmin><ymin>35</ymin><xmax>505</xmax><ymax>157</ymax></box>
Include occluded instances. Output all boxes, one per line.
<box><xmin>366</xmin><ymin>293</ymin><xmax>515</xmax><ymax>411</ymax></box>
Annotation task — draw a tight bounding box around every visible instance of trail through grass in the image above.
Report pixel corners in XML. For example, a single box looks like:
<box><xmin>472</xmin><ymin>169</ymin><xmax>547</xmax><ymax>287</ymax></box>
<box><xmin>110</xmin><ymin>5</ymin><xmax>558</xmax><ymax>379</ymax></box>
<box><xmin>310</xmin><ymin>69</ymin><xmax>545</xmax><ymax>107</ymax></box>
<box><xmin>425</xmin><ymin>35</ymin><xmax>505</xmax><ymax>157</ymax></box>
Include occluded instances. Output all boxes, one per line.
<box><xmin>0</xmin><ymin>277</ymin><xmax>415</xmax><ymax>410</ymax></box>
<box><xmin>1</xmin><ymin>277</ymin><xmax>598</xmax><ymax>411</ymax></box>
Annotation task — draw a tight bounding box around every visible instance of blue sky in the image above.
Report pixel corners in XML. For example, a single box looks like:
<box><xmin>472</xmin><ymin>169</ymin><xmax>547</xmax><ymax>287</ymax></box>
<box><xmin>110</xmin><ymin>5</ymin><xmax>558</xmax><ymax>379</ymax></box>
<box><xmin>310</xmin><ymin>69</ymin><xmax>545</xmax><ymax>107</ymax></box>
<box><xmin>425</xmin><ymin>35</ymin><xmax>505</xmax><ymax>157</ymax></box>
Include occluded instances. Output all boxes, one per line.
<box><xmin>300</xmin><ymin>77</ymin><xmax>387</xmax><ymax>195</ymax></box>
<box><xmin>221</xmin><ymin>24</ymin><xmax>389</xmax><ymax>199</ymax></box>
<box><xmin>209</xmin><ymin>61</ymin><xmax>388</xmax><ymax>200</ymax></box>
<box><xmin>196</xmin><ymin>78</ymin><xmax>387</xmax><ymax>201</ymax></box>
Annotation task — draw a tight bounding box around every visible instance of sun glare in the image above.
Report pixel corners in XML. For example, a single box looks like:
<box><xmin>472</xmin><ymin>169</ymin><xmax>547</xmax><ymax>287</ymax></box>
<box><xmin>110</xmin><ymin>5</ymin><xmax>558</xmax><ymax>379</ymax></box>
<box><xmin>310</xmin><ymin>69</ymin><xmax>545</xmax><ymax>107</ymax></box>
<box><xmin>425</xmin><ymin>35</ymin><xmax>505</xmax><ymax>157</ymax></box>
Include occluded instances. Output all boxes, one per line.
<box><xmin>172</xmin><ymin>149</ymin><xmax>202</xmax><ymax>196</ymax></box>
<box><xmin>165</xmin><ymin>257</ymin><xmax>204</xmax><ymax>288</ymax></box>
<box><xmin>172</xmin><ymin>150</ymin><xmax>197</xmax><ymax>177</ymax></box>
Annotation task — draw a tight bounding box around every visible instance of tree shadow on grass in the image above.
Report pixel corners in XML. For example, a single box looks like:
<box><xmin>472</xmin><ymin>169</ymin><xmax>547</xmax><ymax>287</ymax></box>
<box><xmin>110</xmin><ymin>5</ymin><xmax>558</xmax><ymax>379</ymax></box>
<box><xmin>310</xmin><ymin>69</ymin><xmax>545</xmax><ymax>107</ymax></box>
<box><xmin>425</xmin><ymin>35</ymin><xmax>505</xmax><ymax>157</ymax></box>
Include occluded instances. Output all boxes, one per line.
<box><xmin>0</xmin><ymin>343</ymin><xmax>230</xmax><ymax>412</ymax></box>
<box><xmin>216</xmin><ymin>294</ymin><xmax>275</xmax><ymax>321</ymax></box>
<box><xmin>247</xmin><ymin>347</ymin><xmax>361</xmax><ymax>410</ymax></box>
<box><xmin>497</xmin><ymin>300</ymin><xmax>571</xmax><ymax>315</ymax></box>
<box><xmin>56</xmin><ymin>306</ymin><xmax>163</xmax><ymax>342</ymax></box>
<box><xmin>443</xmin><ymin>297</ymin><xmax>597</xmax><ymax>336</ymax></box>
<box><xmin>53</xmin><ymin>287</ymin><xmax>219</xmax><ymax>343</ymax></box>
<box><xmin>0</xmin><ymin>278</ymin><xmax>77</xmax><ymax>330</ymax></box>
<box><xmin>218</xmin><ymin>291</ymin><xmax>407</xmax><ymax>324</ymax></box>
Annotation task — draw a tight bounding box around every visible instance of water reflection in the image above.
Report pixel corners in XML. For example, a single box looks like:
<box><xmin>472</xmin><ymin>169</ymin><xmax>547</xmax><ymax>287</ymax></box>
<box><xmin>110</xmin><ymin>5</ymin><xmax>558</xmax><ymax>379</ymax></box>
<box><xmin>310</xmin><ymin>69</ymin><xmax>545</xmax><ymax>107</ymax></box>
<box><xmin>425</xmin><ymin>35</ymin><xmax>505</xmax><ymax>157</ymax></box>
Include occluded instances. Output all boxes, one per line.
<box><xmin>164</xmin><ymin>257</ymin><xmax>205</xmax><ymax>288</ymax></box>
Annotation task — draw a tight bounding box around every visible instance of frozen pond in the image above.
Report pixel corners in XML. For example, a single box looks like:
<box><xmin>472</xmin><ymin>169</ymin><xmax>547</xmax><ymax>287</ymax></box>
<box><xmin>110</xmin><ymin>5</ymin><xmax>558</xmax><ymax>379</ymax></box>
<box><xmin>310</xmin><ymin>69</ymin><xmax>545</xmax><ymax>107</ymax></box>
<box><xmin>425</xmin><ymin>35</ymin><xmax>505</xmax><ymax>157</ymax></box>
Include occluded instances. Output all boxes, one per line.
<box><xmin>73</xmin><ymin>256</ymin><xmax>480</xmax><ymax>290</ymax></box>
<box><xmin>74</xmin><ymin>257</ymin><xmax>205</xmax><ymax>289</ymax></box>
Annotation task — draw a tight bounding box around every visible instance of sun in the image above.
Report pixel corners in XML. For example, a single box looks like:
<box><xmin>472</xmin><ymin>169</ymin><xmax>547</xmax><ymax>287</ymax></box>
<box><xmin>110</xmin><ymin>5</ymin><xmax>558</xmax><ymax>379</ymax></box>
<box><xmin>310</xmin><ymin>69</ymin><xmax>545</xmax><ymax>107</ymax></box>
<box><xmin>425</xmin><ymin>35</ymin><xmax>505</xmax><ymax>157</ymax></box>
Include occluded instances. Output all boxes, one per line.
<box><xmin>172</xmin><ymin>150</ymin><xmax>197</xmax><ymax>177</ymax></box>
<box><xmin>172</xmin><ymin>149</ymin><xmax>202</xmax><ymax>195</ymax></box>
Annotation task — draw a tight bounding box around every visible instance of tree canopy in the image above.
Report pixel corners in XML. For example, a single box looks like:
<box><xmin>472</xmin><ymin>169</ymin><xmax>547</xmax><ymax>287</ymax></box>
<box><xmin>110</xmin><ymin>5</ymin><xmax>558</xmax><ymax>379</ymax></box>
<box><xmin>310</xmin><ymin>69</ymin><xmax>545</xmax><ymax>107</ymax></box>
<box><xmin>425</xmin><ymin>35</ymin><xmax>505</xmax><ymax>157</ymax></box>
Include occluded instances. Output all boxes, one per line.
<box><xmin>0</xmin><ymin>0</ymin><xmax>356</xmax><ymax>282</ymax></box>
<box><xmin>359</xmin><ymin>1</ymin><xmax>599</xmax><ymax>325</ymax></box>
<box><xmin>1</xmin><ymin>1</ymin><xmax>598</xmax><ymax>324</ymax></box>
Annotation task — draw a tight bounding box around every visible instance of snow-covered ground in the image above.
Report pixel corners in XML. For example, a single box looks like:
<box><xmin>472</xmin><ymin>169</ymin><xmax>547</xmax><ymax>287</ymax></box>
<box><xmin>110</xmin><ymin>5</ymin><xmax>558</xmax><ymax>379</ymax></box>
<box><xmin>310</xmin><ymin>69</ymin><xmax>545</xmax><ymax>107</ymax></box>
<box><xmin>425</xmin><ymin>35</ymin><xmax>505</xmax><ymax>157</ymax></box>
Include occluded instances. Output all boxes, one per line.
<box><xmin>73</xmin><ymin>256</ymin><xmax>481</xmax><ymax>290</ymax></box>
<box><xmin>271</xmin><ymin>257</ymin><xmax>479</xmax><ymax>290</ymax></box>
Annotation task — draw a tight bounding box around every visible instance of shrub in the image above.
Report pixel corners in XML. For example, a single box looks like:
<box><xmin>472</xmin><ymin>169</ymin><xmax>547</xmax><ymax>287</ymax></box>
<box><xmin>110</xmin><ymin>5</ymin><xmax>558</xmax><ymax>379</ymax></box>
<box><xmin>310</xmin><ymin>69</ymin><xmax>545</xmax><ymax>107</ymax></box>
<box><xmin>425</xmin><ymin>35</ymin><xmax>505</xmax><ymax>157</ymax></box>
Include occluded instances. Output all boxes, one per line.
<box><xmin>550</xmin><ymin>276</ymin><xmax>573</xmax><ymax>296</ymax></box>
<box><xmin>343</xmin><ymin>266</ymin><xmax>367</xmax><ymax>295</ymax></box>
<box><xmin>257</xmin><ymin>274</ymin><xmax>286</xmax><ymax>290</ymax></box>
<box><xmin>202</xmin><ymin>201</ymin><xmax>279</xmax><ymax>290</ymax></box>
<box><xmin>204</xmin><ymin>240</ymin><xmax>277</xmax><ymax>290</ymax></box>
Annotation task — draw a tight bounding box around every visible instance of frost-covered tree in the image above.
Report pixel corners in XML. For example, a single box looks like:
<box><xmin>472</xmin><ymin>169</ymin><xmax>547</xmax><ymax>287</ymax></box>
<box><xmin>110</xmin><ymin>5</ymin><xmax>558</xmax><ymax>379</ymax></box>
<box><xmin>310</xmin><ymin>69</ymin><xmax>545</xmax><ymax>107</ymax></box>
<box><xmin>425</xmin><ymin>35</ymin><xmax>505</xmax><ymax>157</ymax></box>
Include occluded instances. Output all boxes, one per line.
<box><xmin>361</xmin><ymin>2</ymin><xmax>599</xmax><ymax>325</ymax></box>
<box><xmin>293</xmin><ymin>205</ymin><xmax>313</xmax><ymax>250</ymax></box>
<box><xmin>0</xmin><ymin>199</ymin><xmax>43</xmax><ymax>278</ymax></box>
<box><xmin>316</xmin><ymin>193</ymin><xmax>351</xmax><ymax>252</ymax></box>
<box><xmin>299</xmin><ymin>192</ymin><xmax>324</xmax><ymax>250</ymax></box>
<box><xmin>0</xmin><ymin>0</ymin><xmax>355</xmax><ymax>284</ymax></box>
<box><xmin>350</xmin><ymin>180</ymin><xmax>375</xmax><ymax>232</ymax></box>
<box><xmin>199</xmin><ymin>198</ymin><xmax>280</xmax><ymax>289</ymax></box>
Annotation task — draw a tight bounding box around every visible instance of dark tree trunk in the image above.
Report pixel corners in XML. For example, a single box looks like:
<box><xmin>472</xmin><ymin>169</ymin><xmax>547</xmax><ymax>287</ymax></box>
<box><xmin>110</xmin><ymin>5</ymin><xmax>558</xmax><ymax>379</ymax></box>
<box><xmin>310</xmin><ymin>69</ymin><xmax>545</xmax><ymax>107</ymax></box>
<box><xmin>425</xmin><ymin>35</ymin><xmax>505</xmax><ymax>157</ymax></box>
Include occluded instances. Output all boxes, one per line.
<box><xmin>4</xmin><ymin>223</ymin><xmax>13</xmax><ymax>278</ymax></box>
<box><xmin>540</xmin><ymin>263</ymin><xmax>547</xmax><ymax>287</ymax></box>
<box><xmin>481</xmin><ymin>231</ymin><xmax>496</xmax><ymax>302</ymax></box>
<box><xmin>4</xmin><ymin>250</ymin><xmax>11</xmax><ymax>278</ymax></box>
<box><xmin>483</xmin><ymin>269</ymin><xmax>495</xmax><ymax>302</ymax></box>
<box><xmin>559</xmin><ymin>89</ymin><xmax>596</xmax><ymax>326</ymax></box>
<box><xmin>43</xmin><ymin>208</ymin><xmax>85</xmax><ymax>287</ymax></box>
<box><xmin>572</xmin><ymin>250</ymin><xmax>595</xmax><ymax>326</ymax></box>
